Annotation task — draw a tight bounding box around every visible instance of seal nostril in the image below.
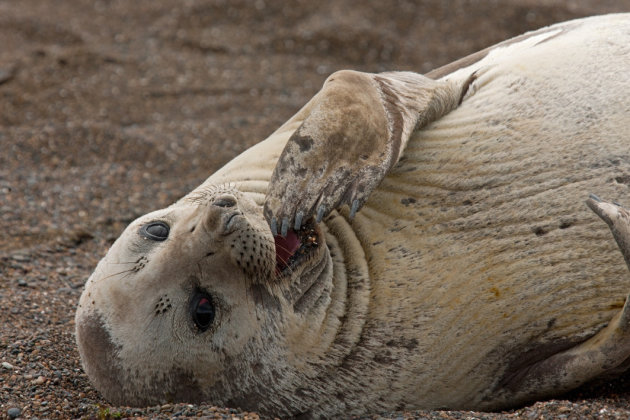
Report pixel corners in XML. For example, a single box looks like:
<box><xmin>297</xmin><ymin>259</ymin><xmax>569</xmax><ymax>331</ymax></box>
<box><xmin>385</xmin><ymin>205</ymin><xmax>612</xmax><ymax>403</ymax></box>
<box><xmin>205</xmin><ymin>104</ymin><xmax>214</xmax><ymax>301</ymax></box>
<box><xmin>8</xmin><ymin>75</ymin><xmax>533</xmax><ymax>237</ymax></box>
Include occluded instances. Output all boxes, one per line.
<box><xmin>213</xmin><ymin>195</ymin><xmax>237</xmax><ymax>208</ymax></box>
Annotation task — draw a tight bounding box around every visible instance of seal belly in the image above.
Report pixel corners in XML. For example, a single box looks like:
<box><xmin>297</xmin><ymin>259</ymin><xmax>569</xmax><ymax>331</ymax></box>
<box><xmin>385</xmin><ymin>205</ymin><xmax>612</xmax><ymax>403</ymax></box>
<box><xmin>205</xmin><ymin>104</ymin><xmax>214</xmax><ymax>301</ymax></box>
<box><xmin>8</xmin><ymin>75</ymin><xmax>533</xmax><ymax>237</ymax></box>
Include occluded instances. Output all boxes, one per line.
<box><xmin>353</xmin><ymin>18</ymin><xmax>630</xmax><ymax>407</ymax></box>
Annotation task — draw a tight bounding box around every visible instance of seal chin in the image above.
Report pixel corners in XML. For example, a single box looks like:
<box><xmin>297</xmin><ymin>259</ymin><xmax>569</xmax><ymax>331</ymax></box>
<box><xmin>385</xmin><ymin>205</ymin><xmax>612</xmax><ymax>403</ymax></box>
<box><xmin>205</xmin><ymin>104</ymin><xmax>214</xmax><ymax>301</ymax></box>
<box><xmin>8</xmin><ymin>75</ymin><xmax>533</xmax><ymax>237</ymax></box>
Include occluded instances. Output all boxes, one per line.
<box><xmin>76</xmin><ymin>309</ymin><xmax>206</xmax><ymax>406</ymax></box>
<box><xmin>75</xmin><ymin>310</ymin><xmax>127</xmax><ymax>404</ymax></box>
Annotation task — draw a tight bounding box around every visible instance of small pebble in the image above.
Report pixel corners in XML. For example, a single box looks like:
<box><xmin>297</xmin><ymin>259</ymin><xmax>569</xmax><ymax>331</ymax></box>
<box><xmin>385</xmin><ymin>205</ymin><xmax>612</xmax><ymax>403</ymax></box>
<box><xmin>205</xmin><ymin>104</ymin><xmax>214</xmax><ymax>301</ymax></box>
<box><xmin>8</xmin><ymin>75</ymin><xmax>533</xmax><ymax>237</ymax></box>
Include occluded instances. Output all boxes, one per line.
<box><xmin>7</xmin><ymin>407</ymin><xmax>21</xmax><ymax>419</ymax></box>
<box><xmin>0</xmin><ymin>67</ymin><xmax>14</xmax><ymax>85</ymax></box>
<box><xmin>12</xmin><ymin>254</ymin><xmax>30</xmax><ymax>262</ymax></box>
<box><xmin>2</xmin><ymin>361</ymin><xmax>14</xmax><ymax>370</ymax></box>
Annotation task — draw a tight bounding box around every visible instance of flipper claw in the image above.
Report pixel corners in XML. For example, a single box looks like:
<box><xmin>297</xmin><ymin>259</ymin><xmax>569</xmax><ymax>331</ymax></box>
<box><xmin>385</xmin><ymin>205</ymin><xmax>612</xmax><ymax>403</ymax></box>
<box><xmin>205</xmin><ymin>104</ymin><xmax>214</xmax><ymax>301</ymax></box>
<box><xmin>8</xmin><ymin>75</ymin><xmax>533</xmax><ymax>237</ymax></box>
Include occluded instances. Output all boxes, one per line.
<box><xmin>316</xmin><ymin>205</ymin><xmax>325</xmax><ymax>223</ymax></box>
<box><xmin>350</xmin><ymin>199</ymin><xmax>360</xmax><ymax>219</ymax></box>
<box><xmin>270</xmin><ymin>217</ymin><xmax>278</xmax><ymax>236</ymax></box>
<box><xmin>281</xmin><ymin>217</ymin><xmax>289</xmax><ymax>237</ymax></box>
<box><xmin>294</xmin><ymin>211</ymin><xmax>303</xmax><ymax>231</ymax></box>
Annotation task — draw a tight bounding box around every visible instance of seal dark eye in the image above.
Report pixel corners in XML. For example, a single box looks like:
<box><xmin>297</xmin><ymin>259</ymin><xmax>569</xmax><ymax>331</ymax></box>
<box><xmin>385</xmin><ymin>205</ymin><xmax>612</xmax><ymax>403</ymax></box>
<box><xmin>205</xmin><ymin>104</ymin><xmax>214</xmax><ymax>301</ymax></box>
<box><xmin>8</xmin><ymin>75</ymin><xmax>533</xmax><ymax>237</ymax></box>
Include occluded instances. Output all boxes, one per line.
<box><xmin>191</xmin><ymin>292</ymin><xmax>215</xmax><ymax>332</ymax></box>
<box><xmin>140</xmin><ymin>221</ymin><xmax>170</xmax><ymax>241</ymax></box>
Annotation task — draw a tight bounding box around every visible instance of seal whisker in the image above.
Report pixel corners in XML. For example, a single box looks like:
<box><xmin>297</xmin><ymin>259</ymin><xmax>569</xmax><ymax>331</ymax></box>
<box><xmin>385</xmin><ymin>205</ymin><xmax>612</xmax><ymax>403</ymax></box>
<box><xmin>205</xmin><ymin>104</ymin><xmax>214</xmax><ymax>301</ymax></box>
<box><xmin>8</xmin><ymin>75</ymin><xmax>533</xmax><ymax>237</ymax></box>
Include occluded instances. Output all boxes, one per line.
<box><xmin>108</xmin><ymin>261</ymin><xmax>141</xmax><ymax>265</ymax></box>
<box><xmin>98</xmin><ymin>268</ymin><xmax>137</xmax><ymax>281</ymax></box>
<box><xmin>273</xmin><ymin>253</ymin><xmax>296</xmax><ymax>278</ymax></box>
<box><xmin>275</xmin><ymin>253</ymin><xmax>294</xmax><ymax>265</ymax></box>
<box><xmin>184</xmin><ymin>182</ymin><xmax>240</xmax><ymax>205</ymax></box>
<box><xmin>274</xmin><ymin>243</ymin><xmax>295</xmax><ymax>254</ymax></box>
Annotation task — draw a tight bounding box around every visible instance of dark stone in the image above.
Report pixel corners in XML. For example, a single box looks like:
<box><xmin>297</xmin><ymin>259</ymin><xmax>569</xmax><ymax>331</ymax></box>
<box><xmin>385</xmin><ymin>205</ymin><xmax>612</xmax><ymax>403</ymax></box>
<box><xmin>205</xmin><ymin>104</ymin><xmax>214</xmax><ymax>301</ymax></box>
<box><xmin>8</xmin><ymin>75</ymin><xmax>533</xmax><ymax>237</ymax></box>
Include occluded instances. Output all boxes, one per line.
<box><xmin>0</xmin><ymin>67</ymin><xmax>14</xmax><ymax>86</ymax></box>
<box><xmin>7</xmin><ymin>407</ymin><xmax>21</xmax><ymax>419</ymax></box>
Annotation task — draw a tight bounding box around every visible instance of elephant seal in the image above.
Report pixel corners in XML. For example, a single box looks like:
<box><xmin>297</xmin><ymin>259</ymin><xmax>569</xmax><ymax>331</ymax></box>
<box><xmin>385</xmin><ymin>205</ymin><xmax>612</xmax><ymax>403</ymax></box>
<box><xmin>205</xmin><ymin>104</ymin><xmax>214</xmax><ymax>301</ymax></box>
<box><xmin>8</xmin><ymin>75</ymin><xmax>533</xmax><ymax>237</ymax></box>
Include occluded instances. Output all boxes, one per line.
<box><xmin>76</xmin><ymin>14</ymin><xmax>630</xmax><ymax>418</ymax></box>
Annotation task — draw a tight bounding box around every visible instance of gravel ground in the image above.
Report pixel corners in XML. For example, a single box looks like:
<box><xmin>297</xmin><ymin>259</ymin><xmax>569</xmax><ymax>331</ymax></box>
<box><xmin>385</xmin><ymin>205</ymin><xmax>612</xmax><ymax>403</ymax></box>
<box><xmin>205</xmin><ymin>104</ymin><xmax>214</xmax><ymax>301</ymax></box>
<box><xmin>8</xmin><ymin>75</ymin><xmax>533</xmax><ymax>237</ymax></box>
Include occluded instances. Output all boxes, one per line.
<box><xmin>3</xmin><ymin>0</ymin><xmax>630</xmax><ymax>418</ymax></box>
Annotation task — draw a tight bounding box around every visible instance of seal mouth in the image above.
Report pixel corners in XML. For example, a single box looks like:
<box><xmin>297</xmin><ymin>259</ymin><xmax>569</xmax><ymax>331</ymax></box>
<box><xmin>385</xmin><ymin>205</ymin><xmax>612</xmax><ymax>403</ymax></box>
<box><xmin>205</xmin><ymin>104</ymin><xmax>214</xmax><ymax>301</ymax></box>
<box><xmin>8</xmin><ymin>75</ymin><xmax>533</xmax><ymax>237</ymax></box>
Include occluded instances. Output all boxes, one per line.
<box><xmin>274</xmin><ymin>220</ymin><xmax>319</xmax><ymax>276</ymax></box>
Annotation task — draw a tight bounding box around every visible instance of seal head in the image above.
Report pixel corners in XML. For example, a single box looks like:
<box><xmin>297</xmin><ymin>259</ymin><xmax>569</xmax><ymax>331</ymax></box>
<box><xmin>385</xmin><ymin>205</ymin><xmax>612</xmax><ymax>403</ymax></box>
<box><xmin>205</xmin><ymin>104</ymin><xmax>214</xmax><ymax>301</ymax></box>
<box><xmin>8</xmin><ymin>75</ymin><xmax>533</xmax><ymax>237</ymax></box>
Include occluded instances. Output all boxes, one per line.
<box><xmin>75</xmin><ymin>186</ymin><xmax>328</xmax><ymax>409</ymax></box>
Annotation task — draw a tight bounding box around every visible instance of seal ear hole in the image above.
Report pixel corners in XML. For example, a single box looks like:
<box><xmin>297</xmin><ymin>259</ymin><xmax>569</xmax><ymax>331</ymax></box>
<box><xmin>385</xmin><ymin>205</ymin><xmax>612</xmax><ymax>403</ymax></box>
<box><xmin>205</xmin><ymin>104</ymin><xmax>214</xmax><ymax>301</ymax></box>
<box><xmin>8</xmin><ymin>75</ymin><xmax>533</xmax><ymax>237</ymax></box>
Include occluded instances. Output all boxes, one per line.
<box><xmin>190</xmin><ymin>290</ymin><xmax>216</xmax><ymax>333</ymax></box>
<box><xmin>140</xmin><ymin>221</ymin><xmax>170</xmax><ymax>241</ymax></box>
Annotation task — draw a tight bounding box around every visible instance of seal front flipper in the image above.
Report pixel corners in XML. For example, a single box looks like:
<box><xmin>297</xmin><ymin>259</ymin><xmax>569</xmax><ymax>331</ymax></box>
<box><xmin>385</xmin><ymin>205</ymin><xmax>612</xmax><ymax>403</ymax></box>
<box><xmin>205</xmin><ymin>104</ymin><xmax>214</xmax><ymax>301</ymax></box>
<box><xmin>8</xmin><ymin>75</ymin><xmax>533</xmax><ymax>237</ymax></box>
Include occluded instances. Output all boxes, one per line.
<box><xmin>263</xmin><ymin>70</ymin><xmax>462</xmax><ymax>234</ymax></box>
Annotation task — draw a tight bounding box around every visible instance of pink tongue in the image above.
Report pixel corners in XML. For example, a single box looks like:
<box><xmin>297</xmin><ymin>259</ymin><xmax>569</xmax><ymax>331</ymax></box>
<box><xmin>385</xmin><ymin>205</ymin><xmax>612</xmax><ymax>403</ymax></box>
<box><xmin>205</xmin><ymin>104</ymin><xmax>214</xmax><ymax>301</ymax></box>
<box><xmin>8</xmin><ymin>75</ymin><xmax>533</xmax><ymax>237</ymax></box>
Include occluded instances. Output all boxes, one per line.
<box><xmin>274</xmin><ymin>230</ymin><xmax>301</xmax><ymax>271</ymax></box>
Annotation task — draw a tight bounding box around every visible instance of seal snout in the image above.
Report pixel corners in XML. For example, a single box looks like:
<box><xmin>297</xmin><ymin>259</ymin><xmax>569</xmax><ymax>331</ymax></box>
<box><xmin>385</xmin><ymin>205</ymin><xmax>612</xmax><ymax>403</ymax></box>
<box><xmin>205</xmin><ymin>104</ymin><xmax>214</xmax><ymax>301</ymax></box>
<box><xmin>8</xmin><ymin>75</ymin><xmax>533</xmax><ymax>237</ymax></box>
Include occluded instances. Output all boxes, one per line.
<box><xmin>199</xmin><ymin>193</ymin><xmax>244</xmax><ymax>234</ymax></box>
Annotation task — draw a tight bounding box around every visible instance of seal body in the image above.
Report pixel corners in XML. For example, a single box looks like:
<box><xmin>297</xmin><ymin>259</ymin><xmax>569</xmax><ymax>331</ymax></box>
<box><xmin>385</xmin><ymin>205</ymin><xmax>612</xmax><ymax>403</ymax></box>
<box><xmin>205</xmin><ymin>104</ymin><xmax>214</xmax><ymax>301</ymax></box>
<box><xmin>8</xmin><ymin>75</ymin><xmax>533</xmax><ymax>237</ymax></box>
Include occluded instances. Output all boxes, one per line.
<box><xmin>77</xmin><ymin>14</ymin><xmax>630</xmax><ymax>417</ymax></box>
